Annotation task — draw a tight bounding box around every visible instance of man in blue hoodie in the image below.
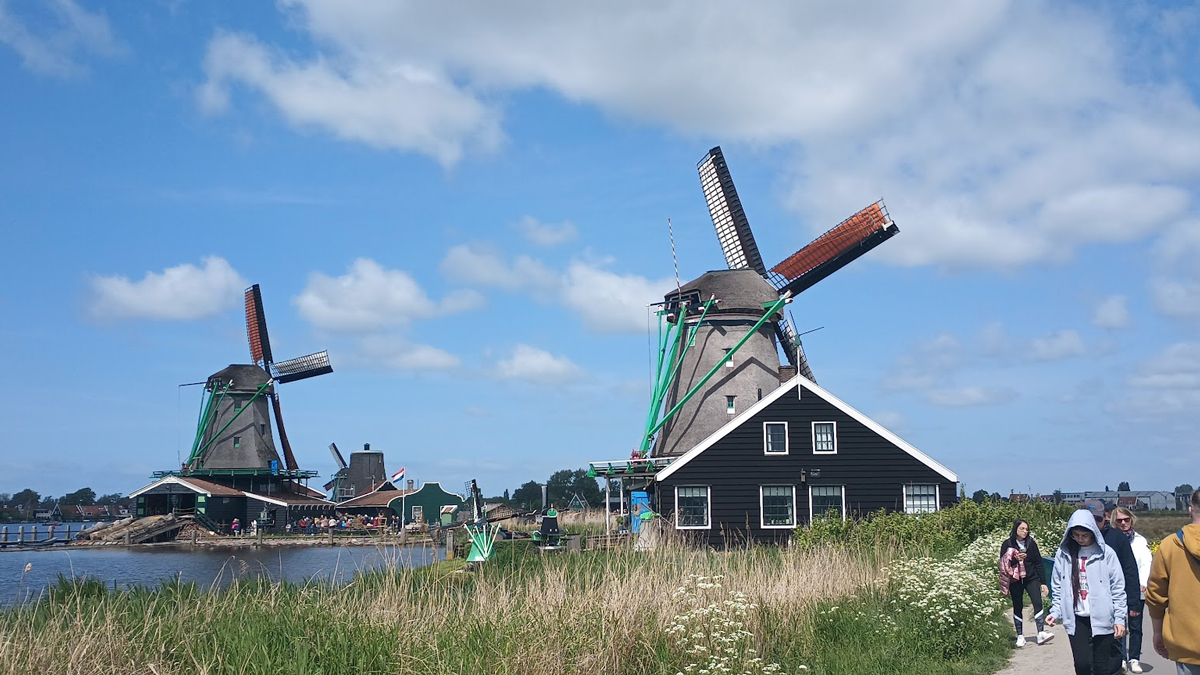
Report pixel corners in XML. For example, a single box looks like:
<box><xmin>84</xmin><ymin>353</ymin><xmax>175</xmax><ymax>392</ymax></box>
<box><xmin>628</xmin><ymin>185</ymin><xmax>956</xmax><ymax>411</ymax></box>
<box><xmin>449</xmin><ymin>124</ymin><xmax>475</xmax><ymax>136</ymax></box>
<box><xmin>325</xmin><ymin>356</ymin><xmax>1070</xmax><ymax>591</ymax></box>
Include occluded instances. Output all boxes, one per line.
<box><xmin>1083</xmin><ymin>499</ymin><xmax>1142</xmax><ymax>673</ymax></box>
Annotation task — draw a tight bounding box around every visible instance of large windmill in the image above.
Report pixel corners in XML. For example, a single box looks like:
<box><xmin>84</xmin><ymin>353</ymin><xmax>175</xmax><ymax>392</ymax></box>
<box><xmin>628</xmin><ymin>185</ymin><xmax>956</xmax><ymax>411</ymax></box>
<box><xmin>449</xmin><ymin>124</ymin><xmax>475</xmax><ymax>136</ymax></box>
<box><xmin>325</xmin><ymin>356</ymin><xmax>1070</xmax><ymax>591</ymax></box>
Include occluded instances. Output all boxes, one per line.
<box><xmin>643</xmin><ymin>147</ymin><xmax>899</xmax><ymax>458</ymax></box>
<box><xmin>180</xmin><ymin>284</ymin><xmax>332</xmax><ymax>476</ymax></box>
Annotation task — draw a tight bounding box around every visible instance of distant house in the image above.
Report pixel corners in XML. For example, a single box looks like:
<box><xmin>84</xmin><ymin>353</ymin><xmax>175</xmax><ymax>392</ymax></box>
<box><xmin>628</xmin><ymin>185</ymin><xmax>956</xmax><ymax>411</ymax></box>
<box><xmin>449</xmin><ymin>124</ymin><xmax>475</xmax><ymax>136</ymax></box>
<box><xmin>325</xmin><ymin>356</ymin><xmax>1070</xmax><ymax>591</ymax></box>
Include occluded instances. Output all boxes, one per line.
<box><xmin>56</xmin><ymin>505</ymin><xmax>125</xmax><ymax>521</ymax></box>
<box><xmin>652</xmin><ymin>375</ymin><xmax>958</xmax><ymax>547</ymax></box>
<box><xmin>129</xmin><ymin>475</ymin><xmax>334</xmax><ymax>532</ymax></box>
<box><xmin>335</xmin><ymin>480</ymin><xmax>410</xmax><ymax>518</ymax></box>
<box><xmin>1009</xmin><ymin>493</ymin><xmax>1031</xmax><ymax>503</ymax></box>
<box><xmin>388</xmin><ymin>482</ymin><xmax>464</xmax><ymax>527</ymax></box>
<box><xmin>1082</xmin><ymin>491</ymin><xmax>1177</xmax><ymax>511</ymax></box>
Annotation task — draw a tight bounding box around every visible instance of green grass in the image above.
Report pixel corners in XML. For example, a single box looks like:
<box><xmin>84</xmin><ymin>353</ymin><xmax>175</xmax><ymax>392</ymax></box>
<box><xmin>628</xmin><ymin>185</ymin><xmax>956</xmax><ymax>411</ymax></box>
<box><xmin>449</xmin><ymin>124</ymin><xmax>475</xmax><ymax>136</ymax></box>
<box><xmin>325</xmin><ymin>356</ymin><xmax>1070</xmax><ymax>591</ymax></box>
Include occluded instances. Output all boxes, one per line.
<box><xmin>0</xmin><ymin>536</ymin><xmax>1014</xmax><ymax>675</ymax></box>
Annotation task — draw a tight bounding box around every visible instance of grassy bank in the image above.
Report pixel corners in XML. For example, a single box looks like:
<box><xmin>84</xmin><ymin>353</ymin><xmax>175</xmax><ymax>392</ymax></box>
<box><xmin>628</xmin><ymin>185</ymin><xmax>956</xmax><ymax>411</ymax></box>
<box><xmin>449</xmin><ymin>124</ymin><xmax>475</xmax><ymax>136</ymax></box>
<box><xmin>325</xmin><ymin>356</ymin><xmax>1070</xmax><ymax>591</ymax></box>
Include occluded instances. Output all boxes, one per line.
<box><xmin>0</xmin><ymin>502</ymin><xmax>1036</xmax><ymax>675</ymax></box>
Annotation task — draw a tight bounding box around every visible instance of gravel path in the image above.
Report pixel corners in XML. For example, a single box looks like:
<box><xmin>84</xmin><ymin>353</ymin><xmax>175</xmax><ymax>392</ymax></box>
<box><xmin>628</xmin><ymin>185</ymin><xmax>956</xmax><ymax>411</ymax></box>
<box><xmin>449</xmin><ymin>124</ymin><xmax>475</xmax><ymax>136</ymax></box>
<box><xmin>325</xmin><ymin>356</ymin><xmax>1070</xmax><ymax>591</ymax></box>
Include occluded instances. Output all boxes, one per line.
<box><xmin>995</xmin><ymin>606</ymin><xmax>1173</xmax><ymax>674</ymax></box>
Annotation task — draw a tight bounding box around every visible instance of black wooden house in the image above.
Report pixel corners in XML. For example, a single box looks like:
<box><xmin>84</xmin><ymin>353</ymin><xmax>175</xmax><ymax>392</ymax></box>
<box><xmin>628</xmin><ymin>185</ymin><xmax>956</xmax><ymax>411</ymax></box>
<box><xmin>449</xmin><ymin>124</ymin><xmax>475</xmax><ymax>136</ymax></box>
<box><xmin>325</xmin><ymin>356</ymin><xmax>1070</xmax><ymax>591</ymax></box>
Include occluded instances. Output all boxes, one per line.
<box><xmin>652</xmin><ymin>374</ymin><xmax>958</xmax><ymax>547</ymax></box>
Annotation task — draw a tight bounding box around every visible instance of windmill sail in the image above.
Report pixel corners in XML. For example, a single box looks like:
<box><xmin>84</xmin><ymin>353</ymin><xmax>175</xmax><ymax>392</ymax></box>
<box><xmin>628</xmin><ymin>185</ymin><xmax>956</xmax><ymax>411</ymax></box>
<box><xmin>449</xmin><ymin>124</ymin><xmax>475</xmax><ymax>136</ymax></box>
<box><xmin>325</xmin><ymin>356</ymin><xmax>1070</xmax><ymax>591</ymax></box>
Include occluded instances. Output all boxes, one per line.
<box><xmin>272</xmin><ymin>351</ymin><xmax>333</xmax><ymax>383</ymax></box>
<box><xmin>767</xmin><ymin>200</ymin><xmax>898</xmax><ymax>298</ymax></box>
<box><xmin>698</xmin><ymin>147</ymin><xmax>768</xmax><ymax>275</ymax></box>
<box><xmin>245</xmin><ymin>285</ymin><xmax>274</xmax><ymax>366</ymax></box>
<box><xmin>775</xmin><ymin>319</ymin><xmax>816</xmax><ymax>382</ymax></box>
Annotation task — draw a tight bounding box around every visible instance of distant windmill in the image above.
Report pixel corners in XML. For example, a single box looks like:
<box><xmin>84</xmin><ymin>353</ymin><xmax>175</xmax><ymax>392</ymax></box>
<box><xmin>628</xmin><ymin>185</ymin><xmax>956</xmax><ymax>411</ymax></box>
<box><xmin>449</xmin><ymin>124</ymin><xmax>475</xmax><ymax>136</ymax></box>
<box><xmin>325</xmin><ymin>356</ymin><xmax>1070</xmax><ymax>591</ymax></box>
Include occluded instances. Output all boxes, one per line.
<box><xmin>182</xmin><ymin>284</ymin><xmax>332</xmax><ymax>475</ymax></box>
<box><xmin>644</xmin><ymin>147</ymin><xmax>899</xmax><ymax>458</ymax></box>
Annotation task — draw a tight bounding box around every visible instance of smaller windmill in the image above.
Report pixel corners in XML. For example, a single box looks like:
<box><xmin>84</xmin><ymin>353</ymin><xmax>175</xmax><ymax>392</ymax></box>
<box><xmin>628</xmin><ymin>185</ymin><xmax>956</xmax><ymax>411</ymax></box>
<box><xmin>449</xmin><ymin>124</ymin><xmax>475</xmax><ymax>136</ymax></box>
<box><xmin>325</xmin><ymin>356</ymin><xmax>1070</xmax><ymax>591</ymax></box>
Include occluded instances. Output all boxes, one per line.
<box><xmin>182</xmin><ymin>284</ymin><xmax>331</xmax><ymax>475</ymax></box>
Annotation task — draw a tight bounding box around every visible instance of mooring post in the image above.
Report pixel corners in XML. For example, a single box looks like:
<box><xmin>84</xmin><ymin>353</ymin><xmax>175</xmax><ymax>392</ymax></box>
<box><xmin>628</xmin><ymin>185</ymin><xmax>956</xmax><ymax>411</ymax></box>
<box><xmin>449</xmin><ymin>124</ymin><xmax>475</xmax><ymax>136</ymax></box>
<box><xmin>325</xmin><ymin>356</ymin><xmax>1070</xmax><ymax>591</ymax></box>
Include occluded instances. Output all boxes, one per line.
<box><xmin>192</xmin><ymin>528</ymin><xmax>199</xmax><ymax>546</ymax></box>
<box><xmin>445</xmin><ymin>529</ymin><xmax>454</xmax><ymax>560</ymax></box>
<box><xmin>328</xmin><ymin>526</ymin><xmax>334</xmax><ymax>546</ymax></box>
<box><xmin>124</xmin><ymin>532</ymin><xmax>131</xmax><ymax>546</ymax></box>
<box><xmin>2</xmin><ymin>525</ymin><xmax>7</xmax><ymax>543</ymax></box>
<box><xmin>256</xmin><ymin>527</ymin><xmax>263</xmax><ymax>546</ymax></box>
<box><xmin>18</xmin><ymin>525</ymin><xmax>24</xmax><ymax>544</ymax></box>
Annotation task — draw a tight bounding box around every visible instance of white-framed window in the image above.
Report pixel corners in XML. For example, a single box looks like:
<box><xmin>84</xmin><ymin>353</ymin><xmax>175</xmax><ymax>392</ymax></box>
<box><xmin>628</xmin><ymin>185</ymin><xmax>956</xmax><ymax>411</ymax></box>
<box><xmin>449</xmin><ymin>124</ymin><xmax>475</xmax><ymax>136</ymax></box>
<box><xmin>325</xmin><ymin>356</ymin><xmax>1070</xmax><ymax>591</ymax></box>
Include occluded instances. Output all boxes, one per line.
<box><xmin>723</xmin><ymin>348</ymin><xmax>734</xmax><ymax>368</ymax></box>
<box><xmin>903</xmin><ymin>484</ymin><xmax>939</xmax><ymax>514</ymax></box>
<box><xmin>763</xmin><ymin>422</ymin><xmax>788</xmax><ymax>455</ymax></box>
<box><xmin>675</xmin><ymin>486</ymin><xmax>711</xmax><ymax>529</ymax></box>
<box><xmin>809</xmin><ymin>485</ymin><xmax>845</xmax><ymax>522</ymax></box>
<box><xmin>760</xmin><ymin>485</ymin><xmax>796</xmax><ymax>528</ymax></box>
<box><xmin>812</xmin><ymin>421</ymin><xmax>837</xmax><ymax>454</ymax></box>
<box><xmin>726</xmin><ymin>395</ymin><xmax>736</xmax><ymax>414</ymax></box>
<box><xmin>412</xmin><ymin>505</ymin><xmax>424</xmax><ymax>522</ymax></box>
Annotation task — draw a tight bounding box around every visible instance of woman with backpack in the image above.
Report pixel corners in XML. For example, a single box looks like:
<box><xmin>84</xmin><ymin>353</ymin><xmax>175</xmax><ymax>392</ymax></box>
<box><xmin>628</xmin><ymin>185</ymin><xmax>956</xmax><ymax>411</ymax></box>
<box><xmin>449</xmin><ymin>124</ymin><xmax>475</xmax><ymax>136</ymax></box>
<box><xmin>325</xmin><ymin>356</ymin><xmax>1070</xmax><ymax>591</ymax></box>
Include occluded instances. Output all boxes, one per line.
<box><xmin>1000</xmin><ymin>519</ymin><xmax>1053</xmax><ymax>647</ymax></box>
<box><xmin>1047</xmin><ymin>509</ymin><xmax>1128</xmax><ymax>675</ymax></box>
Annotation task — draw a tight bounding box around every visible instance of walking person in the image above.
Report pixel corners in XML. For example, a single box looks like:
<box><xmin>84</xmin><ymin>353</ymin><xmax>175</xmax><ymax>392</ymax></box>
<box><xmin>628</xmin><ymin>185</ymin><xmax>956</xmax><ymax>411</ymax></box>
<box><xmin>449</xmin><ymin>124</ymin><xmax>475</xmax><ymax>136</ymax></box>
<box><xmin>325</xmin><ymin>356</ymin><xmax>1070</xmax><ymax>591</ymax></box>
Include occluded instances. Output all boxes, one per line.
<box><xmin>1146</xmin><ymin>488</ymin><xmax>1200</xmax><ymax>674</ymax></box>
<box><xmin>1047</xmin><ymin>509</ymin><xmax>1128</xmax><ymax>675</ymax></box>
<box><xmin>1000</xmin><ymin>519</ymin><xmax>1054</xmax><ymax>647</ymax></box>
<box><xmin>1112</xmin><ymin>507</ymin><xmax>1153</xmax><ymax>673</ymax></box>
<box><xmin>1083</xmin><ymin>498</ymin><xmax>1143</xmax><ymax>673</ymax></box>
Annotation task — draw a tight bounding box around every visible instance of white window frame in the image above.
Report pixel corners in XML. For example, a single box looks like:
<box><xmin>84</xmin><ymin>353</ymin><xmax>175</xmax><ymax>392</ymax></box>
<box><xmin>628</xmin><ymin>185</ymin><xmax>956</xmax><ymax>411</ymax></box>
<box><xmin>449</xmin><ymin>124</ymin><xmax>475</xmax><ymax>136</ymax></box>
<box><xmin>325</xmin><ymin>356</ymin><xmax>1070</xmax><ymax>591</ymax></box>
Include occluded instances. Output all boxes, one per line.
<box><xmin>760</xmin><ymin>485</ymin><xmax>796</xmax><ymax>529</ymax></box>
<box><xmin>723</xmin><ymin>348</ymin><xmax>734</xmax><ymax>368</ymax></box>
<box><xmin>902</xmin><ymin>484</ymin><xmax>940</xmax><ymax>514</ymax></box>
<box><xmin>808</xmin><ymin>485</ymin><xmax>846</xmax><ymax>523</ymax></box>
<box><xmin>763</xmin><ymin>421</ymin><xmax>789</xmax><ymax>455</ymax></box>
<box><xmin>412</xmin><ymin>505</ymin><xmax>424</xmax><ymax>522</ymax></box>
<box><xmin>726</xmin><ymin>395</ymin><xmax>736</xmax><ymax>414</ymax></box>
<box><xmin>674</xmin><ymin>485</ymin><xmax>711</xmax><ymax>530</ymax></box>
<box><xmin>811</xmin><ymin>421</ymin><xmax>837</xmax><ymax>454</ymax></box>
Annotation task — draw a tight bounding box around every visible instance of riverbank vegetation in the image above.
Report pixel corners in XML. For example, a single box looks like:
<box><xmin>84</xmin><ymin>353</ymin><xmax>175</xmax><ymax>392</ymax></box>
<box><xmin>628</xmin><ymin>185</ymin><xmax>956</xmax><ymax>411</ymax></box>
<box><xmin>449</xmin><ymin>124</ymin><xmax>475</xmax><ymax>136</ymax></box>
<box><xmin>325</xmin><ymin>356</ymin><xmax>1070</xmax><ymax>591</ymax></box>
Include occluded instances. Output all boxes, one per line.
<box><xmin>0</xmin><ymin>500</ymin><xmax>1073</xmax><ymax>675</ymax></box>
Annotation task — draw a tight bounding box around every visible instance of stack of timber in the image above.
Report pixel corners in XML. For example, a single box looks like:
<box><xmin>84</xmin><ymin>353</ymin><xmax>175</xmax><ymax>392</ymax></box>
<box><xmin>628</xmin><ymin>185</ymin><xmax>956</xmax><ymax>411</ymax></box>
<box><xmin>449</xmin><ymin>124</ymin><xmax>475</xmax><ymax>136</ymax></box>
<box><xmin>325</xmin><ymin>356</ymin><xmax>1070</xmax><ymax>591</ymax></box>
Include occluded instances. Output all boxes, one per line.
<box><xmin>80</xmin><ymin>514</ymin><xmax>184</xmax><ymax>544</ymax></box>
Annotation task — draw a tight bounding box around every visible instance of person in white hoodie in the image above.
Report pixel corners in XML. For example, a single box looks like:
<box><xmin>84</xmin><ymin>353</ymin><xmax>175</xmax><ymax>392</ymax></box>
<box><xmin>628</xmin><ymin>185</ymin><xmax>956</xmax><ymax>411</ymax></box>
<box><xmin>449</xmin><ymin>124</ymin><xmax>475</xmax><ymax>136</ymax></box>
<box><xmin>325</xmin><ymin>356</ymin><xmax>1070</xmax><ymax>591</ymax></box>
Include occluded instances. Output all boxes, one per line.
<box><xmin>1047</xmin><ymin>509</ymin><xmax>1128</xmax><ymax>675</ymax></box>
<box><xmin>1111</xmin><ymin>506</ymin><xmax>1153</xmax><ymax>673</ymax></box>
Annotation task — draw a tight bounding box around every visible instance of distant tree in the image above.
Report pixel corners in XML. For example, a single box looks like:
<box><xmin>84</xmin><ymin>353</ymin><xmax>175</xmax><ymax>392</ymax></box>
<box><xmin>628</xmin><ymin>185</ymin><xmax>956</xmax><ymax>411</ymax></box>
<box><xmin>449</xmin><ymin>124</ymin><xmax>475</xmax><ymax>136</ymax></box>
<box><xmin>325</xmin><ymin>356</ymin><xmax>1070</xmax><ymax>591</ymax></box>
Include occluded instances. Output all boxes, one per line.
<box><xmin>503</xmin><ymin>489</ymin><xmax>510</xmax><ymax>501</ymax></box>
<box><xmin>971</xmin><ymin>489</ymin><xmax>989</xmax><ymax>504</ymax></box>
<box><xmin>1175</xmin><ymin>483</ymin><xmax>1194</xmax><ymax>495</ymax></box>
<box><xmin>512</xmin><ymin>481</ymin><xmax>542</xmax><ymax>511</ymax></box>
<box><xmin>1105</xmin><ymin>485</ymin><xmax>1111</xmax><ymax>492</ymax></box>
<box><xmin>95</xmin><ymin>493</ymin><xmax>128</xmax><ymax>506</ymax></box>
<box><xmin>0</xmin><ymin>493</ymin><xmax>10</xmax><ymax>507</ymax></box>
<box><xmin>60</xmin><ymin>487</ymin><xmax>97</xmax><ymax>507</ymax></box>
<box><xmin>11</xmin><ymin>489</ymin><xmax>40</xmax><ymax>514</ymax></box>
<box><xmin>1117</xmin><ymin>481</ymin><xmax>1131</xmax><ymax>492</ymax></box>
<box><xmin>990</xmin><ymin>492</ymin><xmax>1003</xmax><ymax>502</ymax></box>
<box><xmin>1052</xmin><ymin>489</ymin><xmax>1064</xmax><ymax>504</ymax></box>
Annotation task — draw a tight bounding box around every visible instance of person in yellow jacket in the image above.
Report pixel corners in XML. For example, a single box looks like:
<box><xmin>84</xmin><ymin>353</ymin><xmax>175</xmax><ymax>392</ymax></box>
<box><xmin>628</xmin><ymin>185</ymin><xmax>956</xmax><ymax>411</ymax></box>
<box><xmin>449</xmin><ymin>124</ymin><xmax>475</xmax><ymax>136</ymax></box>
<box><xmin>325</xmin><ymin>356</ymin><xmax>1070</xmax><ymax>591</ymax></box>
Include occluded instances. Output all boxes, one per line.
<box><xmin>1146</xmin><ymin>488</ymin><xmax>1200</xmax><ymax>674</ymax></box>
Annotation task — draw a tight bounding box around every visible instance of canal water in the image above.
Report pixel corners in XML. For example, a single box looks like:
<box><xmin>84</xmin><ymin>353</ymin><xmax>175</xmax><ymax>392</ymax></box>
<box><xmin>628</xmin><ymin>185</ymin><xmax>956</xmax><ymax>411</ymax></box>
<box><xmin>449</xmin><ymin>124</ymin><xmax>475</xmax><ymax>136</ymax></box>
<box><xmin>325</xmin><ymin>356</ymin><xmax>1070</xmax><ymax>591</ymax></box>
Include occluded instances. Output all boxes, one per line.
<box><xmin>0</xmin><ymin>543</ymin><xmax>438</xmax><ymax>605</ymax></box>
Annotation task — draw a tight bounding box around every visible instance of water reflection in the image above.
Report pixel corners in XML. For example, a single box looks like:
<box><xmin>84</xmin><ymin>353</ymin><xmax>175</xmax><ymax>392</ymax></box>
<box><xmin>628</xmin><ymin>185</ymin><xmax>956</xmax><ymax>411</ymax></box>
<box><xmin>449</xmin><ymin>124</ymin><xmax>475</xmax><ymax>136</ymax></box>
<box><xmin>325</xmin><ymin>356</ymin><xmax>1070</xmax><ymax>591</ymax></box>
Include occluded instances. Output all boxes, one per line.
<box><xmin>0</xmin><ymin>543</ymin><xmax>438</xmax><ymax>605</ymax></box>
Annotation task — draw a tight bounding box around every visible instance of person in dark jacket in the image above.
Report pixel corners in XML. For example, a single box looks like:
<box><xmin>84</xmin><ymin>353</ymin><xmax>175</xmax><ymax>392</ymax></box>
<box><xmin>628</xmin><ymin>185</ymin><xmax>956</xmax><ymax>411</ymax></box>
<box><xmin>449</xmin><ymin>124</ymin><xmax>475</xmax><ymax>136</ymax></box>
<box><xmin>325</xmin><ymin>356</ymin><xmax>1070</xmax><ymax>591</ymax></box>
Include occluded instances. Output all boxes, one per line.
<box><xmin>1082</xmin><ymin>498</ymin><xmax>1141</xmax><ymax>674</ymax></box>
<box><xmin>1000</xmin><ymin>519</ymin><xmax>1054</xmax><ymax>647</ymax></box>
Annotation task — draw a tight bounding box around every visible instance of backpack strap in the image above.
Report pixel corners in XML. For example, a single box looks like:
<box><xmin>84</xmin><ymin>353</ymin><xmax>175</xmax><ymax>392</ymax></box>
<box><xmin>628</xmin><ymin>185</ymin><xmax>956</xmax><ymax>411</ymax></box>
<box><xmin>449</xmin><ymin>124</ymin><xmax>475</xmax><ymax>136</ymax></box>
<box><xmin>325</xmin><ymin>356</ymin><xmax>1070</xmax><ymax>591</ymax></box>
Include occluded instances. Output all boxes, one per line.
<box><xmin>1180</xmin><ymin>529</ymin><xmax>1200</xmax><ymax>565</ymax></box>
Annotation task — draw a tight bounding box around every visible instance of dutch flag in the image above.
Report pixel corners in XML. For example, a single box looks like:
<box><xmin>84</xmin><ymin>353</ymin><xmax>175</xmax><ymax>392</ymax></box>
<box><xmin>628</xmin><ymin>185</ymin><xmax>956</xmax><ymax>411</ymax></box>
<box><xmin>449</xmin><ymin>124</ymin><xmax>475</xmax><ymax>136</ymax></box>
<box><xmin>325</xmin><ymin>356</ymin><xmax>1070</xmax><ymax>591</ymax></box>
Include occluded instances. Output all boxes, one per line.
<box><xmin>390</xmin><ymin>467</ymin><xmax>406</xmax><ymax>483</ymax></box>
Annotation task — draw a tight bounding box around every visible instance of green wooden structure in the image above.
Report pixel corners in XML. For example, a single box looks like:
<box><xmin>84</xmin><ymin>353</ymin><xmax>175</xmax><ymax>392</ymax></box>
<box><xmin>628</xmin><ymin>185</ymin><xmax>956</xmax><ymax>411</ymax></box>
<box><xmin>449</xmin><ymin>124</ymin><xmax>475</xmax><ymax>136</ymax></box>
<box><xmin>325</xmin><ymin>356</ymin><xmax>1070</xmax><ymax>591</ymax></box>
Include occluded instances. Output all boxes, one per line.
<box><xmin>387</xmin><ymin>482</ymin><xmax>464</xmax><ymax>526</ymax></box>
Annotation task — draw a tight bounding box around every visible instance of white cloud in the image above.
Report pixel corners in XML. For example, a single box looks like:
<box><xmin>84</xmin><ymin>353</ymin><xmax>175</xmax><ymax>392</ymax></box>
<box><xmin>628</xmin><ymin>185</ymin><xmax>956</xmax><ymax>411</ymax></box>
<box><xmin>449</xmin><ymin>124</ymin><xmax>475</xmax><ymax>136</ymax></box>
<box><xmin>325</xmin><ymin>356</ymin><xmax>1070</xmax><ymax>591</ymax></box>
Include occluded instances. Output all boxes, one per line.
<box><xmin>1149</xmin><ymin>220</ymin><xmax>1200</xmax><ymax>319</ymax></box>
<box><xmin>439</xmin><ymin>244</ymin><xmax>557</xmax><ymax>293</ymax></box>
<box><xmin>197</xmin><ymin>30</ymin><xmax>501</xmax><ymax>167</ymax></box>
<box><xmin>1092</xmin><ymin>295</ymin><xmax>1130</xmax><ymax>329</ymax></box>
<box><xmin>356</xmin><ymin>335</ymin><xmax>460</xmax><ymax>371</ymax></box>
<box><xmin>1029</xmin><ymin>329</ymin><xmax>1086</xmax><ymax>361</ymax></box>
<box><xmin>1123</xmin><ymin>343</ymin><xmax>1200</xmax><ymax>416</ymax></box>
<box><xmin>516</xmin><ymin>216</ymin><xmax>578</xmax><ymax>247</ymax></box>
<box><xmin>493</xmin><ymin>344</ymin><xmax>581</xmax><ymax>385</ymax></box>
<box><xmin>201</xmin><ymin>2</ymin><xmax>1200</xmax><ymax>268</ymax></box>
<box><xmin>87</xmin><ymin>256</ymin><xmax>246</xmax><ymax>322</ymax></box>
<box><xmin>440</xmin><ymin>246</ymin><xmax>671</xmax><ymax>333</ymax></box>
<box><xmin>0</xmin><ymin>0</ymin><xmax>123</xmax><ymax>77</ymax></box>
<box><xmin>561</xmin><ymin>261</ymin><xmax>672</xmax><ymax>333</ymax></box>
<box><xmin>926</xmin><ymin>386</ymin><xmax>1017</xmax><ymax>407</ymax></box>
<box><xmin>294</xmin><ymin>258</ymin><xmax>476</xmax><ymax>332</ymax></box>
<box><xmin>882</xmin><ymin>333</ymin><xmax>962</xmax><ymax>391</ymax></box>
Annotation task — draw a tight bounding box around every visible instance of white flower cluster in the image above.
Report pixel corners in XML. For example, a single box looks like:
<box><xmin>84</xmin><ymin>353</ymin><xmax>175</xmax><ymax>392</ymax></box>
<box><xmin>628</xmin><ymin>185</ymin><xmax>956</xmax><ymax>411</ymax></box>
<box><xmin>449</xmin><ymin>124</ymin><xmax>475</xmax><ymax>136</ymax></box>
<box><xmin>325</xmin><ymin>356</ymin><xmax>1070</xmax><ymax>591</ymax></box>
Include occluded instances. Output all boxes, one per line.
<box><xmin>666</xmin><ymin>574</ymin><xmax>806</xmax><ymax>675</ymax></box>
<box><xmin>881</xmin><ymin>529</ymin><xmax>1013</xmax><ymax>658</ymax></box>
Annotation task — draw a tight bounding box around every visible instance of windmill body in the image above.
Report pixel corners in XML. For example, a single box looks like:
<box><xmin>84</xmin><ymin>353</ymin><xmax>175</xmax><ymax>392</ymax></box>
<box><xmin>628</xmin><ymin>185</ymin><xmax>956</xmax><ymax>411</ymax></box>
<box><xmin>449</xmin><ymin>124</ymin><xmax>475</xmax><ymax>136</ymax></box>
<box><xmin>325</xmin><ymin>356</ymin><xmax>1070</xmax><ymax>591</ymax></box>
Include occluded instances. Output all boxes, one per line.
<box><xmin>654</xmin><ymin>270</ymin><xmax>784</xmax><ymax>457</ymax></box>
<box><xmin>194</xmin><ymin>365</ymin><xmax>281</xmax><ymax>471</ymax></box>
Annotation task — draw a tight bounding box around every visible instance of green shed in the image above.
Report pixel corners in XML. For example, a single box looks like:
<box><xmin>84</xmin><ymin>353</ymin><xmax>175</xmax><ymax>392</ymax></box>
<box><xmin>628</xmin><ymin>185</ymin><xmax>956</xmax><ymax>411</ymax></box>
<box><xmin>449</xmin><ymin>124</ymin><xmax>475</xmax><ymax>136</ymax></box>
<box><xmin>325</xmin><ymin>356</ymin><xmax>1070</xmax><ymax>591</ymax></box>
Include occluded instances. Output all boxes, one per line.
<box><xmin>388</xmin><ymin>482</ymin><xmax>464</xmax><ymax>526</ymax></box>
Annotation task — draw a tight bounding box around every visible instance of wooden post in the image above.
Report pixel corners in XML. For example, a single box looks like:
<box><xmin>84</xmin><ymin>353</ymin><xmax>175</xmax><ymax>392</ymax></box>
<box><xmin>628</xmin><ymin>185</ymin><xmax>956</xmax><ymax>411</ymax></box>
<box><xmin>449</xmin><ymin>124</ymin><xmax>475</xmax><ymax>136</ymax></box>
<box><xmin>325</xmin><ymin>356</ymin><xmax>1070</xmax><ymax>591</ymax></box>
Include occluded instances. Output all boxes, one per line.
<box><xmin>445</xmin><ymin>529</ymin><xmax>454</xmax><ymax>559</ymax></box>
<box><xmin>256</xmin><ymin>527</ymin><xmax>263</xmax><ymax>546</ymax></box>
<box><xmin>192</xmin><ymin>528</ymin><xmax>199</xmax><ymax>546</ymax></box>
<box><xmin>2</xmin><ymin>525</ymin><xmax>7</xmax><ymax>543</ymax></box>
<box><xmin>604</xmin><ymin>480</ymin><xmax>611</xmax><ymax>537</ymax></box>
<box><xmin>18</xmin><ymin>525</ymin><xmax>24</xmax><ymax>544</ymax></box>
<box><xmin>328</xmin><ymin>526</ymin><xmax>334</xmax><ymax>546</ymax></box>
<box><xmin>124</xmin><ymin>532</ymin><xmax>131</xmax><ymax>546</ymax></box>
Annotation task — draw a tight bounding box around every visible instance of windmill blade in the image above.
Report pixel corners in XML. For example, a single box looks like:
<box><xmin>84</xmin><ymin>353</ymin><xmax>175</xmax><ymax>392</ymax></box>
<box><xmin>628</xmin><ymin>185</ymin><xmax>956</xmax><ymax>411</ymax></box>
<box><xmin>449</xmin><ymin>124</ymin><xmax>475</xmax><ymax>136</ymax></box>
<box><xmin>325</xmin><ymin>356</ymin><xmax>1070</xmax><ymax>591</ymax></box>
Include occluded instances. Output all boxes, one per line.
<box><xmin>270</xmin><ymin>392</ymin><xmax>299</xmax><ymax>471</ymax></box>
<box><xmin>329</xmin><ymin>443</ymin><xmax>347</xmax><ymax>470</ymax></box>
<box><xmin>272</xmin><ymin>350</ymin><xmax>333</xmax><ymax>384</ymax></box>
<box><xmin>774</xmin><ymin>320</ymin><xmax>816</xmax><ymax>383</ymax></box>
<box><xmin>698</xmin><ymin>147</ymin><xmax>768</xmax><ymax>276</ymax></box>
<box><xmin>767</xmin><ymin>200</ymin><xmax>898</xmax><ymax>298</ymax></box>
<box><xmin>244</xmin><ymin>285</ymin><xmax>274</xmax><ymax>366</ymax></box>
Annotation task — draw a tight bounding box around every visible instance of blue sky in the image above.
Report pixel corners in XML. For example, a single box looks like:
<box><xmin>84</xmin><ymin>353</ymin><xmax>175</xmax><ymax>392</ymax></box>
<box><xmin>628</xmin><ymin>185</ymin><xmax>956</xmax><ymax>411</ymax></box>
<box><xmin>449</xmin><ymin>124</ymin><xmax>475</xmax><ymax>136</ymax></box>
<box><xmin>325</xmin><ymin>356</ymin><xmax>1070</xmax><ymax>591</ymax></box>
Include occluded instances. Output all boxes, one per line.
<box><xmin>2</xmin><ymin>1</ymin><xmax>1198</xmax><ymax>501</ymax></box>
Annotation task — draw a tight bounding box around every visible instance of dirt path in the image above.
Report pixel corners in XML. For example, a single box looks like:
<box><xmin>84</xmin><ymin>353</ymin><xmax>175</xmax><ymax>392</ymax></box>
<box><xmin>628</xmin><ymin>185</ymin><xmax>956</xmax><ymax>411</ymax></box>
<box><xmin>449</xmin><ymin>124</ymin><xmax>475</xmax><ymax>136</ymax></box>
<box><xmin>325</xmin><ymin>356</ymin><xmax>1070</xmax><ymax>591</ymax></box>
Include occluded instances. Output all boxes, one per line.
<box><xmin>995</xmin><ymin>607</ymin><xmax>1172</xmax><ymax>674</ymax></box>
